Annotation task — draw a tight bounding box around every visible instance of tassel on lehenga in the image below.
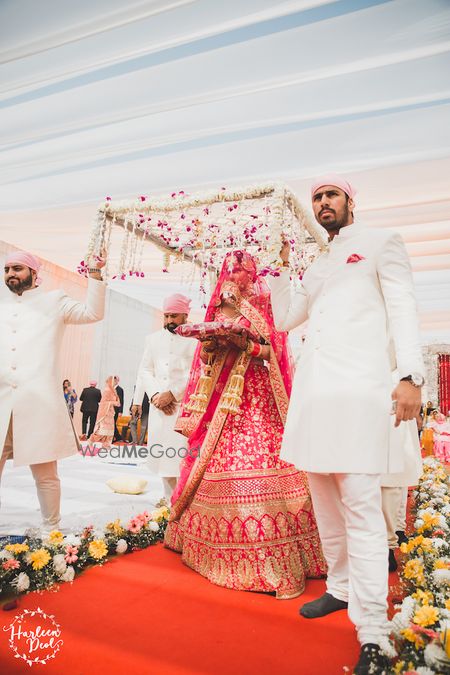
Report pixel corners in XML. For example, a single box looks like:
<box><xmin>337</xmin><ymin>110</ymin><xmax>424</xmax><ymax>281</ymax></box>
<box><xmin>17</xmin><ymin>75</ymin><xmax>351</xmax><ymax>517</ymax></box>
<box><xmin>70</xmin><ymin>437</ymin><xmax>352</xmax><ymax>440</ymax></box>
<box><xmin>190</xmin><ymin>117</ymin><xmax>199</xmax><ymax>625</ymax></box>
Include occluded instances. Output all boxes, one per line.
<box><xmin>186</xmin><ymin>354</ymin><xmax>214</xmax><ymax>414</ymax></box>
<box><xmin>219</xmin><ymin>353</ymin><xmax>247</xmax><ymax>415</ymax></box>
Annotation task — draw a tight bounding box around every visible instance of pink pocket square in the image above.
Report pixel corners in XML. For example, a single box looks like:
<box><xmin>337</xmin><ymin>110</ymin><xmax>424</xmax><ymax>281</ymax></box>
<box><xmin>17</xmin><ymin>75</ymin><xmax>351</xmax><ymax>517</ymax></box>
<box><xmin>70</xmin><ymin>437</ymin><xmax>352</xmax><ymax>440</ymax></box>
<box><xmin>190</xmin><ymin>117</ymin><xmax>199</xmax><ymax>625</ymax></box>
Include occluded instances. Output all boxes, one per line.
<box><xmin>346</xmin><ymin>254</ymin><xmax>365</xmax><ymax>264</ymax></box>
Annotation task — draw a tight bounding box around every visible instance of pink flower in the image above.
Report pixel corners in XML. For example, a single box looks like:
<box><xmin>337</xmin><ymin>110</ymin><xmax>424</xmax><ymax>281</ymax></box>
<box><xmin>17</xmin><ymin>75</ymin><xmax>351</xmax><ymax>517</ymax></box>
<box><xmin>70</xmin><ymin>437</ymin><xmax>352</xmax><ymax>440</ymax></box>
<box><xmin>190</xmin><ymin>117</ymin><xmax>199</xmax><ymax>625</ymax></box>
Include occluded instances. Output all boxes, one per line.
<box><xmin>139</xmin><ymin>195</ymin><xmax>146</xmax><ymax>202</ymax></box>
<box><xmin>2</xmin><ymin>559</ymin><xmax>20</xmax><ymax>570</ymax></box>
<box><xmin>346</xmin><ymin>253</ymin><xmax>365</xmax><ymax>264</ymax></box>
<box><xmin>64</xmin><ymin>545</ymin><xmax>79</xmax><ymax>564</ymax></box>
<box><xmin>127</xmin><ymin>519</ymin><xmax>142</xmax><ymax>534</ymax></box>
<box><xmin>105</xmin><ymin>196</ymin><xmax>111</xmax><ymax>201</ymax></box>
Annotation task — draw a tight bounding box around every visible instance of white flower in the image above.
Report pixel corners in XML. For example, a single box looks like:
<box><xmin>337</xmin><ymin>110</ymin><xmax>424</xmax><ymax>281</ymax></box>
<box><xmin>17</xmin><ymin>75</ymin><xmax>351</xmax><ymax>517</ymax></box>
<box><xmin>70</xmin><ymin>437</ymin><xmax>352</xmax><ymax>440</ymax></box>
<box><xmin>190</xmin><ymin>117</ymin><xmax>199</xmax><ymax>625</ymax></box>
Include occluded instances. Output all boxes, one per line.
<box><xmin>400</xmin><ymin>595</ymin><xmax>416</xmax><ymax>620</ymax></box>
<box><xmin>416</xmin><ymin>667</ymin><xmax>436</xmax><ymax>675</ymax></box>
<box><xmin>432</xmin><ymin>538</ymin><xmax>447</xmax><ymax>549</ymax></box>
<box><xmin>149</xmin><ymin>521</ymin><xmax>159</xmax><ymax>533</ymax></box>
<box><xmin>11</xmin><ymin>572</ymin><xmax>30</xmax><ymax>592</ymax></box>
<box><xmin>0</xmin><ymin>549</ymin><xmax>13</xmax><ymax>561</ymax></box>
<box><xmin>24</xmin><ymin>552</ymin><xmax>32</xmax><ymax>564</ymax></box>
<box><xmin>53</xmin><ymin>554</ymin><xmax>67</xmax><ymax>575</ymax></box>
<box><xmin>63</xmin><ymin>534</ymin><xmax>81</xmax><ymax>547</ymax></box>
<box><xmin>390</xmin><ymin>611</ymin><xmax>412</xmax><ymax>634</ymax></box>
<box><xmin>116</xmin><ymin>539</ymin><xmax>127</xmax><ymax>554</ymax></box>
<box><xmin>424</xmin><ymin>642</ymin><xmax>450</xmax><ymax>669</ymax></box>
<box><xmin>60</xmin><ymin>566</ymin><xmax>75</xmax><ymax>582</ymax></box>
<box><xmin>378</xmin><ymin>634</ymin><xmax>397</xmax><ymax>659</ymax></box>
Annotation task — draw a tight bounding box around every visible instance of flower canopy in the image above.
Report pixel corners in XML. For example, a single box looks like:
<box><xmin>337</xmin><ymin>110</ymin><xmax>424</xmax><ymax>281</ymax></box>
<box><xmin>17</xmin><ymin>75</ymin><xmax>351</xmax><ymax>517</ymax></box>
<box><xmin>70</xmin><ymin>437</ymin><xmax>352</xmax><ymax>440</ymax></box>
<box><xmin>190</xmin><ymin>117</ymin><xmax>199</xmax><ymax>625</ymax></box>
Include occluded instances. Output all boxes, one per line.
<box><xmin>84</xmin><ymin>183</ymin><xmax>327</xmax><ymax>287</ymax></box>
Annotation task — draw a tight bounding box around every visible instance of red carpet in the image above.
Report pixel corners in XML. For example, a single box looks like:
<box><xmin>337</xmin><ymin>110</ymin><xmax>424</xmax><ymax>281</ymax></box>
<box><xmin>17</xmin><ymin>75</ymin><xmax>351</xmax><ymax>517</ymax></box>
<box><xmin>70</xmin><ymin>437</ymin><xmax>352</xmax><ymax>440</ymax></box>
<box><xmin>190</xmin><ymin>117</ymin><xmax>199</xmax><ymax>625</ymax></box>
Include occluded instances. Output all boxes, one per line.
<box><xmin>0</xmin><ymin>544</ymin><xmax>382</xmax><ymax>675</ymax></box>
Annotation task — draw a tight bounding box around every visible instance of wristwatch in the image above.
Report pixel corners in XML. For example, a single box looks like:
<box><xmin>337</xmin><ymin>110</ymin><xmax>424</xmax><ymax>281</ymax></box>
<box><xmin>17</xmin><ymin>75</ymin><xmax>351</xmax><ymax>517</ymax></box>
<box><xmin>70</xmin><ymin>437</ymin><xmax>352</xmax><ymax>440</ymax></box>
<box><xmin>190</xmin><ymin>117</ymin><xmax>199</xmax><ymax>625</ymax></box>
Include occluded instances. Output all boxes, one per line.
<box><xmin>400</xmin><ymin>373</ymin><xmax>425</xmax><ymax>387</ymax></box>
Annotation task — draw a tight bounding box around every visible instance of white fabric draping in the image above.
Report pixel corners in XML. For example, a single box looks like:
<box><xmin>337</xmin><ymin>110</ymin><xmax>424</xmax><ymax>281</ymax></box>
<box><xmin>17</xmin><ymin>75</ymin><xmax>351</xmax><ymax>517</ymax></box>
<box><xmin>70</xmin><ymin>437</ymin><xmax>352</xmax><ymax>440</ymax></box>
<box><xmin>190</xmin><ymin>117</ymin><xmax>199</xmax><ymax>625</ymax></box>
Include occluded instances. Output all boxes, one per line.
<box><xmin>0</xmin><ymin>0</ymin><xmax>448</xmax><ymax>342</ymax></box>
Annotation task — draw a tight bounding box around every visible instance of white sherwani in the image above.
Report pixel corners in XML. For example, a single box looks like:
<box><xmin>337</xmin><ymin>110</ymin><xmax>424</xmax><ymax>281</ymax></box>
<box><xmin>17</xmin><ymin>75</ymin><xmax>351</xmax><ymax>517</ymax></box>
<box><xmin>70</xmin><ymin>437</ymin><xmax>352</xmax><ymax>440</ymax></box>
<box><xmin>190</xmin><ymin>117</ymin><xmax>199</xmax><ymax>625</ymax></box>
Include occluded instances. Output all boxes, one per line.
<box><xmin>0</xmin><ymin>279</ymin><xmax>106</xmax><ymax>466</ymax></box>
<box><xmin>134</xmin><ymin>328</ymin><xmax>196</xmax><ymax>477</ymax></box>
<box><xmin>268</xmin><ymin>223</ymin><xmax>424</xmax><ymax>474</ymax></box>
<box><xmin>268</xmin><ymin>222</ymin><xmax>424</xmax><ymax>646</ymax></box>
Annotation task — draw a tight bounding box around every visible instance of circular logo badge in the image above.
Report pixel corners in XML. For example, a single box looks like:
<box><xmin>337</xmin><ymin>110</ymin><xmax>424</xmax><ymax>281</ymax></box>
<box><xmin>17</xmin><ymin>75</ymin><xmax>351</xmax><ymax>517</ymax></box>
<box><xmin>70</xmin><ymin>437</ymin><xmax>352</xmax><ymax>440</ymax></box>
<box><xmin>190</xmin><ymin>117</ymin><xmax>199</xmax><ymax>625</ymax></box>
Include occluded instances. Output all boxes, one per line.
<box><xmin>3</xmin><ymin>607</ymin><xmax>63</xmax><ymax>666</ymax></box>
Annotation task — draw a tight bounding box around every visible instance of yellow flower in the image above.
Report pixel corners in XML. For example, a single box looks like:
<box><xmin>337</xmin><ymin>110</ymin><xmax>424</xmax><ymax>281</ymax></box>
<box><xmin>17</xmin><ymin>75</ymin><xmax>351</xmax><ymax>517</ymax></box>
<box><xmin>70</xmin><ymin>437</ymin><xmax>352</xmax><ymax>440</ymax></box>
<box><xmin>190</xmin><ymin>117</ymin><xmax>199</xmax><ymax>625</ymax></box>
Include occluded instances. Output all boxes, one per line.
<box><xmin>5</xmin><ymin>543</ymin><xmax>29</xmax><ymax>554</ymax></box>
<box><xmin>404</xmin><ymin>559</ymin><xmax>426</xmax><ymax>586</ymax></box>
<box><xmin>29</xmin><ymin>548</ymin><xmax>51</xmax><ymax>570</ymax></box>
<box><xmin>445</xmin><ymin>598</ymin><xmax>450</xmax><ymax>611</ymax></box>
<box><xmin>48</xmin><ymin>530</ymin><xmax>64</xmax><ymax>545</ymax></box>
<box><xmin>403</xmin><ymin>535</ymin><xmax>423</xmax><ymax>554</ymax></box>
<box><xmin>417</xmin><ymin>512</ymin><xmax>441</xmax><ymax>533</ymax></box>
<box><xmin>442</xmin><ymin>627</ymin><xmax>450</xmax><ymax>659</ymax></box>
<box><xmin>401</xmin><ymin>627</ymin><xmax>425</xmax><ymax>650</ymax></box>
<box><xmin>434</xmin><ymin>558</ymin><xmax>450</xmax><ymax>569</ymax></box>
<box><xmin>393</xmin><ymin>661</ymin><xmax>405</xmax><ymax>674</ymax></box>
<box><xmin>413</xmin><ymin>605</ymin><xmax>439</xmax><ymax>627</ymax></box>
<box><xmin>106</xmin><ymin>519</ymin><xmax>125</xmax><ymax>536</ymax></box>
<box><xmin>152</xmin><ymin>506</ymin><xmax>170</xmax><ymax>522</ymax></box>
<box><xmin>412</xmin><ymin>589</ymin><xmax>434</xmax><ymax>606</ymax></box>
<box><xmin>88</xmin><ymin>539</ymin><xmax>108</xmax><ymax>560</ymax></box>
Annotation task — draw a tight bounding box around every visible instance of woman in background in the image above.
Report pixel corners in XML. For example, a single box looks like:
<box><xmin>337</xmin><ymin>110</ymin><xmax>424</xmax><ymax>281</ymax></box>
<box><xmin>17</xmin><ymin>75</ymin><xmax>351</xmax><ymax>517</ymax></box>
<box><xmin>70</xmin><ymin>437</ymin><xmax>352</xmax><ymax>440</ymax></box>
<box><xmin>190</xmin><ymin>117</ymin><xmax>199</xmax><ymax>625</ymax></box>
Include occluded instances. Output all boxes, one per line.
<box><xmin>88</xmin><ymin>376</ymin><xmax>120</xmax><ymax>449</ymax></box>
<box><xmin>63</xmin><ymin>379</ymin><xmax>78</xmax><ymax>418</ymax></box>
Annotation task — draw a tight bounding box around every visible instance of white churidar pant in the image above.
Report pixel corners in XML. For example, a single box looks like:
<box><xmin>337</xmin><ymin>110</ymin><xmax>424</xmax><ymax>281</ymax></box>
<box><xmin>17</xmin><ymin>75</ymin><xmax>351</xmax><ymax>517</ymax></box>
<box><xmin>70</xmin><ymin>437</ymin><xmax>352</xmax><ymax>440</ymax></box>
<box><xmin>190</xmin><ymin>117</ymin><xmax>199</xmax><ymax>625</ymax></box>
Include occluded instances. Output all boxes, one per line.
<box><xmin>307</xmin><ymin>472</ymin><xmax>388</xmax><ymax>645</ymax></box>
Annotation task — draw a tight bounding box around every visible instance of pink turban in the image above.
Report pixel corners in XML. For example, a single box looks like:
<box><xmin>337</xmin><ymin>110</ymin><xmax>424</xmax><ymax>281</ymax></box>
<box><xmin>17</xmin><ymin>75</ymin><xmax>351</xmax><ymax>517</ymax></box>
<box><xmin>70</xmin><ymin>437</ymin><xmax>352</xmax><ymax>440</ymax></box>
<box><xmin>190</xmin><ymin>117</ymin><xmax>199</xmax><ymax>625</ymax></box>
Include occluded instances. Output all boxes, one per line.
<box><xmin>5</xmin><ymin>250</ymin><xmax>42</xmax><ymax>285</ymax></box>
<box><xmin>163</xmin><ymin>293</ymin><xmax>191</xmax><ymax>314</ymax></box>
<box><xmin>89</xmin><ymin>380</ymin><xmax>97</xmax><ymax>387</ymax></box>
<box><xmin>311</xmin><ymin>174</ymin><xmax>356</xmax><ymax>199</ymax></box>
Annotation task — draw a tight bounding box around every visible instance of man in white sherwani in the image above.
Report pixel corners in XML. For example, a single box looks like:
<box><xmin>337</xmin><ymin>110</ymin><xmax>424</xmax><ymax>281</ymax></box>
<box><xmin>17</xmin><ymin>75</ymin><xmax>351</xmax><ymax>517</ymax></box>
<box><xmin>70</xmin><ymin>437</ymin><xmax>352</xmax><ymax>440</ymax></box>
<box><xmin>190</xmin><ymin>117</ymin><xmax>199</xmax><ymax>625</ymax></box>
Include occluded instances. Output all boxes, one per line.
<box><xmin>268</xmin><ymin>175</ymin><xmax>424</xmax><ymax>675</ymax></box>
<box><xmin>0</xmin><ymin>250</ymin><xmax>106</xmax><ymax>534</ymax></box>
<box><xmin>132</xmin><ymin>294</ymin><xmax>196</xmax><ymax>500</ymax></box>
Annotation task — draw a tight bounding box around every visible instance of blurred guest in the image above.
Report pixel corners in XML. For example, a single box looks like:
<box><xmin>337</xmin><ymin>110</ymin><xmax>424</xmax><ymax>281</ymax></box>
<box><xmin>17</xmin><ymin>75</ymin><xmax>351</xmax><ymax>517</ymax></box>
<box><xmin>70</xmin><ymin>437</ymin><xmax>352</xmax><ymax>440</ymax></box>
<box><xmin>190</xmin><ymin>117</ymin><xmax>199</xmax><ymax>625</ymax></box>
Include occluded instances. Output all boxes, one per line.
<box><xmin>89</xmin><ymin>376</ymin><xmax>120</xmax><ymax>449</ymax></box>
<box><xmin>428</xmin><ymin>410</ymin><xmax>450</xmax><ymax>463</ymax></box>
<box><xmin>113</xmin><ymin>375</ymin><xmax>124</xmax><ymax>442</ymax></box>
<box><xmin>63</xmin><ymin>379</ymin><xmax>78</xmax><ymax>418</ymax></box>
<box><xmin>79</xmin><ymin>380</ymin><xmax>102</xmax><ymax>439</ymax></box>
<box><xmin>129</xmin><ymin>393</ymin><xmax>149</xmax><ymax>445</ymax></box>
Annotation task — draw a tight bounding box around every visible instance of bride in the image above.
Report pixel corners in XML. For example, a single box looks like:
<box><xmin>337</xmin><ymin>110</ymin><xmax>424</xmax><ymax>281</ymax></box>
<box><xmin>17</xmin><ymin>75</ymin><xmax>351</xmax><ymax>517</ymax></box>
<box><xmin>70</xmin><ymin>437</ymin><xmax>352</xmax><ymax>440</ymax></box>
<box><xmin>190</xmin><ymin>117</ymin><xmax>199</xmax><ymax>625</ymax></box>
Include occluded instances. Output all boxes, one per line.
<box><xmin>165</xmin><ymin>250</ymin><xmax>326</xmax><ymax>598</ymax></box>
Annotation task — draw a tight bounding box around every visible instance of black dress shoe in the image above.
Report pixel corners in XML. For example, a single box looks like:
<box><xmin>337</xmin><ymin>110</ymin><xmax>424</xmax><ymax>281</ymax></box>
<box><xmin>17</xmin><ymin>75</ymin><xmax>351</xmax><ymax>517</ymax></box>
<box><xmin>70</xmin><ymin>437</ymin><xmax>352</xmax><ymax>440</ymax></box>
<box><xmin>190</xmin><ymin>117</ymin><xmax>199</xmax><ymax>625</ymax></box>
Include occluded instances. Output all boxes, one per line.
<box><xmin>396</xmin><ymin>530</ymin><xmax>408</xmax><ymax>546</ymax></box>
<box><xmin>389</xmin><ymin>549</ymin><xmax>398</xmax><ymax>572</ymax></box>
<box><xmin>353</xmin><ymin>643</ymin><xmax>389</xmax><ymax>674</ymax></box>
<box><xmin>299</xmin><ymin>592</ymin><xmax>348</xmax><ymax>618</ymax></box>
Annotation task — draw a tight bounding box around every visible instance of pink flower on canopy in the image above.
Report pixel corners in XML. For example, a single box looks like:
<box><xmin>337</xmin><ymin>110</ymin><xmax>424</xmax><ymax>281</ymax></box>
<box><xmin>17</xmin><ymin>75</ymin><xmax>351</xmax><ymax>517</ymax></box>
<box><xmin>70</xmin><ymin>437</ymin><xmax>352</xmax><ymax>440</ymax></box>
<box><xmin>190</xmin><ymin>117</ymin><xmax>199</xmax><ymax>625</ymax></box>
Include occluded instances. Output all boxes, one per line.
<box><xmin>2</xmin><ymin>559</ymin><xmax>20</xmax><ymax>570</ymax></box>
<box><xmin>64</xmin><ymin>545</ymin><xmax>79</xmax><ymax>564</ymax></box>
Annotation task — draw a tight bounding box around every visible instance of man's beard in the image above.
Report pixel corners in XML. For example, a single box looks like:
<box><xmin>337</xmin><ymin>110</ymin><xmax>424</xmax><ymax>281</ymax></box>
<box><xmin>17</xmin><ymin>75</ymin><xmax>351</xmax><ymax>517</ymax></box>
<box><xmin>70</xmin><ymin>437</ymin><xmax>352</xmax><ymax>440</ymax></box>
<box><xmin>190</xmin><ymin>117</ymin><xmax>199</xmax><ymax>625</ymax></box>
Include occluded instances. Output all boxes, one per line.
<box><xmin>318</xmin><ymin>203</ymin><xmax>350</xmax><ymax>232</ymax></box>
<box><xmin>165</xmin><ymin>323</ymin><xmax>178</xmax><ymax>333</ymax></box>
<box><xmin>6</xmin><ymin>271</ymin><xmax>33</xmax><ymax>294</ymax></box>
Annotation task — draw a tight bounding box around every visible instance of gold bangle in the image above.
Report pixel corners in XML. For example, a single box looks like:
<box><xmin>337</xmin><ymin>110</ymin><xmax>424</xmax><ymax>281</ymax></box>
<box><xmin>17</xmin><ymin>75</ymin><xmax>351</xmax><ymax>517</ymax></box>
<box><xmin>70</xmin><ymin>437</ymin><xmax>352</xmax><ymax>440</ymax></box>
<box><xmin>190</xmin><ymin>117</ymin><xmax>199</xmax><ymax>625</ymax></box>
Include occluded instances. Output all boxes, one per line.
<box><xmin>245</xmin><ymin>340</ymin><xmax>254</xmax><ymax>355</ymax></box>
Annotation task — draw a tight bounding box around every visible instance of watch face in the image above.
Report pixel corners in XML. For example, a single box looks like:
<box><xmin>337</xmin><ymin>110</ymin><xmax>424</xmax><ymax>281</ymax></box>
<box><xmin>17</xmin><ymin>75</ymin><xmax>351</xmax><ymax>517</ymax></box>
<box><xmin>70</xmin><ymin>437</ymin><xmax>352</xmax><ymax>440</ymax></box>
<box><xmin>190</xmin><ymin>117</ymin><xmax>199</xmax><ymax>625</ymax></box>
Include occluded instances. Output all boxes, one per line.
<box><xmin>411</xmin><ymin>373</ymin><xmax>424</xmax><ymax>386</ymax></box>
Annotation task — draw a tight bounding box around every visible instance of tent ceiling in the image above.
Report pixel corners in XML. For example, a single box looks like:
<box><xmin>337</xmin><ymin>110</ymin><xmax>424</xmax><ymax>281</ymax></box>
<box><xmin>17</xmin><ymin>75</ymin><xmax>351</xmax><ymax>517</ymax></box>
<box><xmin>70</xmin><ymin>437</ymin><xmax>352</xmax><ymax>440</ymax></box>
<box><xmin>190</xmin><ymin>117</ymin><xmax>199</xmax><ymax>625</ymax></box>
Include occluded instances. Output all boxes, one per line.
<box><xmin>0</xmin><ymin>0</ymin><xmax>449</xmax><ymax>338</ymax></box>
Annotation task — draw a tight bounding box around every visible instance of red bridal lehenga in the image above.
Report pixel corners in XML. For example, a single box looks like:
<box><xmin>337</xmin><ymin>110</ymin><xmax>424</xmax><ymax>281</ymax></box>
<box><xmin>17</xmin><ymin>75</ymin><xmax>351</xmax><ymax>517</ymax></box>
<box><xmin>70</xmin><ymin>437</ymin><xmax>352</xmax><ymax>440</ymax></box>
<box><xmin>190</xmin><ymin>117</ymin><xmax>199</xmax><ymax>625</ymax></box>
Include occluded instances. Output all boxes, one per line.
<box><xmin>165</xmin><ymin>251</ymin><xmax>326</xmax><ymax>598</ymax></box>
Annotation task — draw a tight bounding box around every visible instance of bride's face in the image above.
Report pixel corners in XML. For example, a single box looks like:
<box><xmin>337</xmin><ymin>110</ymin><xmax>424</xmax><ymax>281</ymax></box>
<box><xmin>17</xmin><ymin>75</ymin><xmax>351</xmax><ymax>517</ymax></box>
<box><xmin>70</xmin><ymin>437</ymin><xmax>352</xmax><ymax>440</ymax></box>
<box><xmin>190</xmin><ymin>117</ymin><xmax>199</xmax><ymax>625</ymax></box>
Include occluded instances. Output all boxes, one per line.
<box><xmin>228</xmin><ymin>264</ymin><xmax>249</xmax><ymax>290</ymax></box>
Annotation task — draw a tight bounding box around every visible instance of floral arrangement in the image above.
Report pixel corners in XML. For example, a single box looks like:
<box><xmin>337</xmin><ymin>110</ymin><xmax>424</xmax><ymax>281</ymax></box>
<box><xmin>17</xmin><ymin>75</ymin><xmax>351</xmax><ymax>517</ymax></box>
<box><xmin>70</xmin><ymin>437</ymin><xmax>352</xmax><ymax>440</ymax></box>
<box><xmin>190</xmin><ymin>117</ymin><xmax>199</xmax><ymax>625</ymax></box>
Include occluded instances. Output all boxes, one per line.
<box><xmin>0</xmin><ymin>505</ymin><xmax>170</xmax><ymax>597</ymax></box>
<box><xmin>81</xmin><ymin>183</ymin><xmax>327</xmax><ymax>297</ymax></box>
<box><xmin>383</xmin><ymin>457</ymin><xmax>450</xmax><ymax>673</ymax></box>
